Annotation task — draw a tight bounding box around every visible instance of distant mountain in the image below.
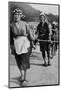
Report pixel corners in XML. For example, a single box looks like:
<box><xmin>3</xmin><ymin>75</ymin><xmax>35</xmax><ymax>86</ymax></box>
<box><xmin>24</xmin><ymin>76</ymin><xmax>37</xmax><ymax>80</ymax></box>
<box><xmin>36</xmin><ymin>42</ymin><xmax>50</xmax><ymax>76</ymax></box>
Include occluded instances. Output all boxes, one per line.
<box><xmin>46</xmin><ymin>13</ymin><xmax>59</xmax><ymax>23</ymax></box>
<box><xmin>9</xmin><ymin>2</ymin><xmax>58</xmax><ymax>23</ymax></box>
<box><xmin>9</xmin><ymin>2</ymin><xmax>40</xmax><ymax>22</ymax></box>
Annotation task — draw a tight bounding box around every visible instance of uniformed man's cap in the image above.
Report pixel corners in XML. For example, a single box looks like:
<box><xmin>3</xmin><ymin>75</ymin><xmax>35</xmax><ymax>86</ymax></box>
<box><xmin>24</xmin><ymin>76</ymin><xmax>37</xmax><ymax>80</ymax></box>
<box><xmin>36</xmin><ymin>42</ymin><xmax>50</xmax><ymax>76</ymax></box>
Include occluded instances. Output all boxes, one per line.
<box><xmin>39</xmin><ymin>12</ymin><xmax>45</xmax><ymax>17</ymax></box>
<box><xmin>52</xmin><ymin>21</ymin><xmax>57</xmax><ymax>25</ymax></box>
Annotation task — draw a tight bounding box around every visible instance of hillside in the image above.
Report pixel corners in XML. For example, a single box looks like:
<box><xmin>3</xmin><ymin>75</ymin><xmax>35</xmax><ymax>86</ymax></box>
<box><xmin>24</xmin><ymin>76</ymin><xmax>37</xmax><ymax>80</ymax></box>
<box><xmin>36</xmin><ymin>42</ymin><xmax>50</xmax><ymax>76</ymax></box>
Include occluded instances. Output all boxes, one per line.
<box><xmin>9</xmin><ymin>2</ymin><xmax>58</xmax><ymax>23</ymax></box>
<box><xmin>9</xmin><ymin>2</ymin><xmax>40</xmax><ymax>22</ymax></box>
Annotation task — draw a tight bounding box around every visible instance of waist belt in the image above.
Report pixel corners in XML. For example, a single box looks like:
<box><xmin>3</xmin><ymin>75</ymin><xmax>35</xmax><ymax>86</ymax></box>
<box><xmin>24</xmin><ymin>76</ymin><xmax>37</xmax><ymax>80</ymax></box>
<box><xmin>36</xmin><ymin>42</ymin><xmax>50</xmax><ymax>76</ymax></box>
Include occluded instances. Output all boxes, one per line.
<box><xmin>14</xmin><ymin>35</ymin><xmax>26</xmax><ymax>39</ymax></box>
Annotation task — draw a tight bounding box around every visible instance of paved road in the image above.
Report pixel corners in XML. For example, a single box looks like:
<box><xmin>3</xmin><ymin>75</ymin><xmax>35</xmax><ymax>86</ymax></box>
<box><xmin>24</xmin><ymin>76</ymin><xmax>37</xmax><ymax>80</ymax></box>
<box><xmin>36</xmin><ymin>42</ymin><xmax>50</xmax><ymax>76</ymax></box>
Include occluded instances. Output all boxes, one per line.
<box><xmin>9</xmin><ymin>45</ymin><xmax>59</xmax><ymax>87</ymax></box>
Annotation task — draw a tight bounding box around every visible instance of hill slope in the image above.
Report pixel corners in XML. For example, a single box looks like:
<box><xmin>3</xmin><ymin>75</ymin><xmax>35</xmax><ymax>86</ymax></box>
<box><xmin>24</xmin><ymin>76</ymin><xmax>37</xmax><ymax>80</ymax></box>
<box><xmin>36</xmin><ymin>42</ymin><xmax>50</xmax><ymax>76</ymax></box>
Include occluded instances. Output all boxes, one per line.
<box><xmin>9</xmin><ymin>2</ymin><xmax>58</xmax><ymax>23</ymax></box>
<box><xmin>9</xmin><ymin>2</ymin><xmax>40</xmax><ymax>22</ymax></box>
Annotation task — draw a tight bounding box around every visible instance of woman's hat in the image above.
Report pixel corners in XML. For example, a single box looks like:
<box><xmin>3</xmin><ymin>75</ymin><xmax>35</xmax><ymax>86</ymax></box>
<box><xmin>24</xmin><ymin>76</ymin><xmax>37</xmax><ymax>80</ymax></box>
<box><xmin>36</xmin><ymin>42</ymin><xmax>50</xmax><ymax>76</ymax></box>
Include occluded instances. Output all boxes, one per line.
<box><xmin>39</xmin><ymin>12</ymin><xmax>45</xmax><ymax>17</ymax></box>
<box><xmin>13</xmin><ymin>8</ymin><xmax>25</xmax><ymax>18</ymax></box>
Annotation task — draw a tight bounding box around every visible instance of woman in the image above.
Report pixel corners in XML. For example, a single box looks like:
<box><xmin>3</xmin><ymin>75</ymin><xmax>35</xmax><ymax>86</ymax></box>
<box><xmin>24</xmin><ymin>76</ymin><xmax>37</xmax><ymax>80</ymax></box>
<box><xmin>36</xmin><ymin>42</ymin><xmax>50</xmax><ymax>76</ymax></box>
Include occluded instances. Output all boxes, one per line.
<box><xmin>10</xmin><ymin>8</ymin><xmax>35</xmax><ymax>82</ymax></box>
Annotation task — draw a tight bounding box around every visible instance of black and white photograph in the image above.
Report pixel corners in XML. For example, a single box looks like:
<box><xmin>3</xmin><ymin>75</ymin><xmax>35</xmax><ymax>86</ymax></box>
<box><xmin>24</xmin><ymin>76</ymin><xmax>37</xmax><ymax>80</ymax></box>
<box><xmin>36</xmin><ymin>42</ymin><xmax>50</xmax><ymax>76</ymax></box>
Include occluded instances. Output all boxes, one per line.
<box><xmin>8</xmin><ymin>2</ymin><xmax>60</xmax><ymax>88</ymax></box>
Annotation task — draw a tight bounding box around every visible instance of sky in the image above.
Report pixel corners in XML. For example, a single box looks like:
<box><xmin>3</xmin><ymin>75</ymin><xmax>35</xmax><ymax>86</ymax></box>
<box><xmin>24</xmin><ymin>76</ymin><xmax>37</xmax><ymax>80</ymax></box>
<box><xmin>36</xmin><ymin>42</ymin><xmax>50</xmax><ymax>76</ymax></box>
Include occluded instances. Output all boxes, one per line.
<box><xmin>29</xmin><ymin>4</ymin><xmax>58</xmax><ymax>15</ymax></box>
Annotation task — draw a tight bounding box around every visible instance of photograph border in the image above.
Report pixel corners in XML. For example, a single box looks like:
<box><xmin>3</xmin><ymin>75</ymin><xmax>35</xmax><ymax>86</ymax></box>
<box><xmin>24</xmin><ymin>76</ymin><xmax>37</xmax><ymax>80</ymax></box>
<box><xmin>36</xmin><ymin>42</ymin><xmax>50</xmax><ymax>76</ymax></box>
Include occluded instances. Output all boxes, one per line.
<box><xmin>8</xmin><ymin>1</ymin><xmax>60</xmax><ymax>88</ymax></box>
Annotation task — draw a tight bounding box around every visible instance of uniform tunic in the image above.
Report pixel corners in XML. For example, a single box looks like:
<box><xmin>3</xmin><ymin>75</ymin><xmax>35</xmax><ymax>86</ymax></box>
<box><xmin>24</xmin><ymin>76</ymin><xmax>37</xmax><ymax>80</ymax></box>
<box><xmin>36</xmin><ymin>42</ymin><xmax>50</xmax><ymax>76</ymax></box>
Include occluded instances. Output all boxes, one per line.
<box><xmin>37</xmin><ymin>22</ymin><xmax>50</xmax><ymax>51</ymax></box>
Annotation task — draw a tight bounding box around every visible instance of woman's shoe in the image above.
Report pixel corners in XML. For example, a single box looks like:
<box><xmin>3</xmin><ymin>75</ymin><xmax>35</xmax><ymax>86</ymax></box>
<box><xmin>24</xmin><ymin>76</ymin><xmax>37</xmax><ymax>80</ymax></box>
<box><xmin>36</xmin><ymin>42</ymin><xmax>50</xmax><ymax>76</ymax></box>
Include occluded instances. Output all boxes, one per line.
<box><xmin>19</xmin><ymin>76</ymin><xmax>25</xmax><ymax>82</ymax></box>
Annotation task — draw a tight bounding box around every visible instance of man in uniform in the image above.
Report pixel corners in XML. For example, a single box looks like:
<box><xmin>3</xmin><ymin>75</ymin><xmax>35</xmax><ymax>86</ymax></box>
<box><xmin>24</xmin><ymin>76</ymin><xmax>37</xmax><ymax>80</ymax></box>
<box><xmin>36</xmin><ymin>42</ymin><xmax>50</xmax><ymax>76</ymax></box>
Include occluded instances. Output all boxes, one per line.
<box><xmin>51</xmin><ymin>21</ymin><xmax>58</xmax><ymax>56</ymax></box>
<box><xmin>37</xmin><ymin>12</ymin><xmax>50</xmax><ymax>66</ymax></box>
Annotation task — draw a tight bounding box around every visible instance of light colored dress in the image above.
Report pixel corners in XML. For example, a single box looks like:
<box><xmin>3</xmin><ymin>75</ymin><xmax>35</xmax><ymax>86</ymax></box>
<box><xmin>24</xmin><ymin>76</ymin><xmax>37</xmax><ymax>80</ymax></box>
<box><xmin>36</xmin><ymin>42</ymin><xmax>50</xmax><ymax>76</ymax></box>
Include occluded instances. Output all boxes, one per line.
<box><xmin>11</xmin><ymin>21</ymin><xmax>30</xmax><ymax>55</ymax></box>
<box><xmin>10</xmin><ymin>20</ymin><xmax>35</xmax><ymax>70</ymax></box>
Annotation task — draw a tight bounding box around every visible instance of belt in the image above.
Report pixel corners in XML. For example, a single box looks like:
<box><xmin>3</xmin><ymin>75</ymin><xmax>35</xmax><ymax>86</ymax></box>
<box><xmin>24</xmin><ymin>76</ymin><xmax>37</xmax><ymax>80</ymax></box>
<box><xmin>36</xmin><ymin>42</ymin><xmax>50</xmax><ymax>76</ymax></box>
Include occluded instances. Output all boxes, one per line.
<box><xmin>14</xmin><ymin>35</ymin><xmax>26</xmax><ymax>39</ymax></box>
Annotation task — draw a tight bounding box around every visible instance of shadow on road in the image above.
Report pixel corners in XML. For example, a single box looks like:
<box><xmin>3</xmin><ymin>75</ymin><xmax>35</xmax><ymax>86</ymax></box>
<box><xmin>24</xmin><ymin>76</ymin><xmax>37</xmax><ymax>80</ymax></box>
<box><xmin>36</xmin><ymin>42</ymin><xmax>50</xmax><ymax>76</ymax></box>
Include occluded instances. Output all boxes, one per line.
<box><xmin>10</xmin><ymin>76</ymin><xmax>29</xmax><ymax>87</ymax></box>
<box><xmin>30</xmin><ymin>54</ymin><xmax>42</xmax><ymax>60</ymax></box>
<box><xmin>10</xmin><ymin>77</ymin><xmax>22</xmax><ymax>86</ymax></box>
<box><xmin>30</xmin><ymin>63</ymin><xmax>51</xmax><ymax>67</ymax></box>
